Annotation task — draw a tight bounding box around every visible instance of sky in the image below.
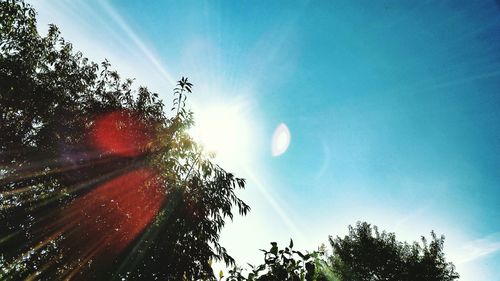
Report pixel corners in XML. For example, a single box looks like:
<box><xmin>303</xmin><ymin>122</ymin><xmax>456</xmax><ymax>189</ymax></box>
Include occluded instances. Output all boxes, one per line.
<box><xmin>28</xmin><ymin>0</ymin><xmax>500</xmax><ymax>279</ymax></box>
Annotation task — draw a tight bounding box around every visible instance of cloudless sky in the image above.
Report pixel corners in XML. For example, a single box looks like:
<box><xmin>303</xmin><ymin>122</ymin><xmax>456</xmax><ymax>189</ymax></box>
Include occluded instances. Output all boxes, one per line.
<box><xmin>30</xmin><ymin>1</ymin><xmax>500</xmax><ymax>279</ymax></box>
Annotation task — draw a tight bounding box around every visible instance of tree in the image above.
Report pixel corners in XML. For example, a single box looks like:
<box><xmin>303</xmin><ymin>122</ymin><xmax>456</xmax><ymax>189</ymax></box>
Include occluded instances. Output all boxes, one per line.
<box><xmin>328</xmin><ymin>222</ymin><xmax>459</xmax><ymax>281</ymax></box>
<box><xmin>0</xmin><ymin>1</ymin><xmax>249</xmax><ymax>280</ymax></box>
<box><xmin>225</xmin><ymin>240</ymin><xmax>336</xmax><ymax>281</ymax></box>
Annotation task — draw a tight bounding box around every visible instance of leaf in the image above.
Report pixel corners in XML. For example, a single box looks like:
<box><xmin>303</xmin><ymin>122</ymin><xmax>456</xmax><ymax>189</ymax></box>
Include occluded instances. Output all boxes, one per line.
<box><xmin>270</xmin><ymin>242</ymin><xmax>278</xmax><ymax>255</ymax></box>
<box><xmin>293</xmin><ymin>250</ymin><xmax>306</xmax><ymax>259</ymax></box>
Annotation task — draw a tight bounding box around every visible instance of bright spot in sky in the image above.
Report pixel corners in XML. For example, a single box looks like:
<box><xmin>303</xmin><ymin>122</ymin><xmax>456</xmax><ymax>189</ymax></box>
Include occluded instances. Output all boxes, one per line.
<box><xmin>271</xmin><ymin>123</ymin><xmax>291</xmax><ymax>157</ymax></box>
<box><xmin>191</xmin><ymin>101</ymin><xmax>253</xmax><ymax>166</ymax></box>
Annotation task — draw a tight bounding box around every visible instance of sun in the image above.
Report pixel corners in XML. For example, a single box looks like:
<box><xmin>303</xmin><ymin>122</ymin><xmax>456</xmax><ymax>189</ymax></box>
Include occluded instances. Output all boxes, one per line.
<box><xmin>190</xmin><ymin>100</ymin><xmax>255</xmax><ymax>167</ymax></box>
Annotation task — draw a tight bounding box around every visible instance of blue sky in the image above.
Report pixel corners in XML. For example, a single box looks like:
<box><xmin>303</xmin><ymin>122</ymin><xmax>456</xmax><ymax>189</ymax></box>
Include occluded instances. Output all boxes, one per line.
<box><xmin>30</xmin><ymin>0</ymin><xmax>500</xmax><ymax>279</ymax></box>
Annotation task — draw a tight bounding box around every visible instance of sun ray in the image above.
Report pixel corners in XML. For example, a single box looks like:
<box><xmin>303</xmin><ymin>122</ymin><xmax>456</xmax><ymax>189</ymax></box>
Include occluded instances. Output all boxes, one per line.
<box><xmin>97</xmin><ymin>0</ymin><xmax>176</xmax><ymax>87</ymax></box>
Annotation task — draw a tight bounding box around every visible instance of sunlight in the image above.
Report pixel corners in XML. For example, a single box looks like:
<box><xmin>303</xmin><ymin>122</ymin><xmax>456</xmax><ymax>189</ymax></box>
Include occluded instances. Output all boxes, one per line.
<box><xmin>190</xmin><ymin>100</ymin><xmax>254</xmax><ymax>166</ymax></box>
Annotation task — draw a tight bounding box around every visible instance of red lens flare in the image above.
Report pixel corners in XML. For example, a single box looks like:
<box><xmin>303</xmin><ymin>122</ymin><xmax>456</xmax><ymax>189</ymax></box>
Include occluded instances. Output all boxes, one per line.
<box><xmin>65</xmin><ymin>168</ymin><xmax>165</xmax><ymax>255</ymax></box>
<box><xmin>30</xmin><ymin>168</ymin><xmax>168</xmax><ymax>279</ymax></box>
<box><xmin>92</xmin><ymin>110</ymin><xmax>154</xmax><ymax>157</ymax></box>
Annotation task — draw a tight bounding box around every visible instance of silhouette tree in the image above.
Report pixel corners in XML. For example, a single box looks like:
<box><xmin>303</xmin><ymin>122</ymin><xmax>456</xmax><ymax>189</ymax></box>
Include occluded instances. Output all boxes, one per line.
<box><xmin>225</xmin><ymin>240</ymin><xmax>336</xmax><ymax>281</ymax></box>
<box><xmin>328</xmin><ymin>222</ymin><xmax>459</xmax><ymax>281</ymax></box>
<box><xmin>0</xmin><ymin>1</ymin><xmax>248</xmax><ymax>280</ymax></box>
<box><xmin>224</xmin><ymin>222</ymin><xmax>460</xmax><ymax>281</ymax></box>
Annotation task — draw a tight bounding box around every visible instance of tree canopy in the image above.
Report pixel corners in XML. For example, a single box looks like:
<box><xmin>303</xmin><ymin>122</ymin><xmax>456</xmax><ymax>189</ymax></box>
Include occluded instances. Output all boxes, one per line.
<box><xmin>224</xmin><ymin>222</ymin><xmax>458</xmax><ymax>281</ymax></box>
<box><xmin>226</xmin><ymin>240</ymin><xmax>333</xmax><ymax>281</ymax></box>
<box><xmin>0</xmin><ymin>1</ymin><xmax>249</xmax><ymax>280</ymax></box>
<box><xmin>328</xmin><ymin>222</ymin><xmax>459</xmax><ymax>281</ymax></box>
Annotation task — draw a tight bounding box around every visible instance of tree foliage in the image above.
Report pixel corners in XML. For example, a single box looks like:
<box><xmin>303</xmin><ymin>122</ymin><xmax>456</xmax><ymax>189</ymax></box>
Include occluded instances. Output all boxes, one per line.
<box><xmin>0</xmin><ymin>1</ymin><xmax>249</xmax><ymax>280</ymax></box>
<box><xmin>328</xmin><ymin>222</ymin><xmax>459</xmax><ymax>281</ymax></box>
<box><xmin>224</xmin><ymin>222</ymin><xmax>459</xmax><ymax>281</ymax></box>
<box><xmin>225</xmin><ymin>240</ymin><xmax>336</xmax><ymax>281</ymax></box>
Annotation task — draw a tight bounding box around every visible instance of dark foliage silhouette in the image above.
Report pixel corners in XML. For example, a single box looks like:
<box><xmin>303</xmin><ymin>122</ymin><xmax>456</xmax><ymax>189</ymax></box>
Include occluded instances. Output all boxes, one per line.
<box><xmin>225</xmin><ymin>222</ymin><xmax>459</xmax><ymax>281</ymax></box>
<box><xmin>226</xmin><ymin>240</ymin><xmax>334</xmax><ymax>281</ymax></box>
<box><xmin>0</xmin><ymin>1</ymin><xmax>248</xmax><ymax>280</ymax></box>
<box><xmin>328</xmin><ymin>222</ymin><xmax>459</xmax><ymax>281</ymax></box>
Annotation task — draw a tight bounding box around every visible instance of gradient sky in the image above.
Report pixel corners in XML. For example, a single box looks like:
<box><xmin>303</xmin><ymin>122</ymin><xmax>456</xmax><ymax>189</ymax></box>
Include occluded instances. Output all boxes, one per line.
<box><xmin>29</xmin><ymin>1</ymin><xmax>500</xmax><ymax>279</ymax></box>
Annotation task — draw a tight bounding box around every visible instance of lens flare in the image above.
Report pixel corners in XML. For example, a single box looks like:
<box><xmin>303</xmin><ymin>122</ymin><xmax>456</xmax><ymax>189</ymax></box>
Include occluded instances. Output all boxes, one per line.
<box><xmin>64</xmin><ymin>168</ymin><xmax>165</xmax><ymax>254</ymax></box>
<box><xmin>0</xmin><ymin>106</ymin><xmax>169</xmax><ymax>278</ymax></box>
<box><xmin>271</xmin><ymin>123</ymin><xmax>291</xmax><ymax>157</ymax></box>
<box><xmin>41</xmin><ymin>168</ymin><xmax>164</xmax><ymax>277</ymax></box>
<box><xmin>92</xmin><ymin>110</ymin><xmax>154</xmax><ymax>157</ymax></box>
